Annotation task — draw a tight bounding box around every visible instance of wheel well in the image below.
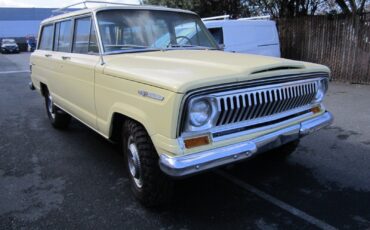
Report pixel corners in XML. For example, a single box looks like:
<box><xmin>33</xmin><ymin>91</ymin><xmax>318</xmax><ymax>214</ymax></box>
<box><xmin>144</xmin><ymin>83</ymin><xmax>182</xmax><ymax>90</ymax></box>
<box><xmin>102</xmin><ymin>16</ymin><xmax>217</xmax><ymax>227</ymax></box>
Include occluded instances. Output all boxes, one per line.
<box><xmin>110</xmin><ymin>113</ymin><xmax>151</xmax><ymax>143</ymax></box>
<box><xmin>110</xmin><ymin>113</ymin><xmax>128</xmax><ymax>143</ymax></box>
<box><xmin>40</xmin><ymin>83</ymin><xmax>48</xmax><ymax>97</ymax></box>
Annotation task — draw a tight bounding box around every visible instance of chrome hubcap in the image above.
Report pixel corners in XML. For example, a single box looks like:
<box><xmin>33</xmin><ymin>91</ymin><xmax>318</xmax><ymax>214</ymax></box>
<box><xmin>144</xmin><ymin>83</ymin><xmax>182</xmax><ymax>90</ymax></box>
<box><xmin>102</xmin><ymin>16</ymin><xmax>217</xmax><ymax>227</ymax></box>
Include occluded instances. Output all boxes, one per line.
<box><xmin>47</xmin><ymin>94</ymin><xmax>56</xmax><ymax>119</ymax></box>
<box><xmin>127</xmin><ymin>136</ymin><xmax>143</xmax><ymax>188</ymax></box>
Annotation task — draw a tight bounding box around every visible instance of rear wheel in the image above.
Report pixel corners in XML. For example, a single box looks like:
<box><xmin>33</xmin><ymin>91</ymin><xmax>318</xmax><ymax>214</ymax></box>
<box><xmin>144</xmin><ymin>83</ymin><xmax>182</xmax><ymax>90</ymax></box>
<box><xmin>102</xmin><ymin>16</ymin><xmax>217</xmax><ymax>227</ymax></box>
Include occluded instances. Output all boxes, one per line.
<box><xmin>122</xmin><ymin>120</ymin><xmax>173</xmax><ymax>207</ymax></box>
<box><xmin>44</xmin><ymin>89</ymin><xmax>71</xmax><ymax>129</ymax></box>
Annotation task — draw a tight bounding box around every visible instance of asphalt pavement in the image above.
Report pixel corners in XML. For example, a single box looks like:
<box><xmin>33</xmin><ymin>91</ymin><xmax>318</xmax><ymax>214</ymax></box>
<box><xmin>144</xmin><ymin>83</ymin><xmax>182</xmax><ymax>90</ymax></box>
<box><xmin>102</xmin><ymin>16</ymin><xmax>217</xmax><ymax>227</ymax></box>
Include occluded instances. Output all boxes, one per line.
<box><xmin>0</xmin><ymin>53</ymin><xmax>369</xmax><ymax>230</ymax></box>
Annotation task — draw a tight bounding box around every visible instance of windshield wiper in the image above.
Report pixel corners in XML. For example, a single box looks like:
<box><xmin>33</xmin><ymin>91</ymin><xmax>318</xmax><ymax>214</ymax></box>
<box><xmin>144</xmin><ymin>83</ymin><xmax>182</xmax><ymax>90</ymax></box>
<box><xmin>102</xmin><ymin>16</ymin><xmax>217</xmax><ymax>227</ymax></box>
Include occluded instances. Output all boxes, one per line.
<box><xmin>119</xmin><ymin>44</ymin><xmax>150</xmax><ymax>49</ymax></box>
<box><xmin>166</xmin><ymin>44</ymin><xmax>219</xmax><ymax>50</ymax></box>
<box><xmin>105</xmin><ymin>48</ymin><xmax>162</xmax><ymax>55</ymax></box>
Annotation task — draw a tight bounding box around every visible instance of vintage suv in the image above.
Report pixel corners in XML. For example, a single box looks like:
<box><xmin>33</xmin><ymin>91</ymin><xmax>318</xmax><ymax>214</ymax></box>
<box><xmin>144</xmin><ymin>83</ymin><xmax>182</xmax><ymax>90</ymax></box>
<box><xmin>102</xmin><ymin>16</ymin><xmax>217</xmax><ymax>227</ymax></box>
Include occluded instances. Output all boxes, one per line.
<box><xmin>30</xmin><ymin>3</ymin><xmax>333</xmax><ymax>206</ymax></box>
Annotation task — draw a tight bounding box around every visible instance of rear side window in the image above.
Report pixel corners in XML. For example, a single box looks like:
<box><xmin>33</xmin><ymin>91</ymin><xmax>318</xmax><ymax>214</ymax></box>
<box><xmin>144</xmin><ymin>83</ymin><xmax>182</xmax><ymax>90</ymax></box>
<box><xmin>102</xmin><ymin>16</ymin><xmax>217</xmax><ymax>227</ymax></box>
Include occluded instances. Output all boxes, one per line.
<box><xmin>72</xmin><ymin>17</ymin><xmax>98</xmax><ymax>54</ymax></box>
<box><xmin>209</xmin><ymin>27</ymin><xmax>224</xmax><ymax>45</ymax></box>
<box><xmin>39</xmin><ymin>25</ymin><xmax>54</xmax><ymax>50</ymax></box>
<box><xmin>54</xmin><ymin>20</ymin><xmax>72</xmax><ymax>52</ymax></box>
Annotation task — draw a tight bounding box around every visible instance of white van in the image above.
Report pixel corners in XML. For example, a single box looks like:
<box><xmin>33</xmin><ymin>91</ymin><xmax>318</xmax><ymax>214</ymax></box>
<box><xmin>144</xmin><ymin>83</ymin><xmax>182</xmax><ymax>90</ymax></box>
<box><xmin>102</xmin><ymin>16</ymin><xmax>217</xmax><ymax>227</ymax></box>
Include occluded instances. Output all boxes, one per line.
<box><xmin>203</xmin><ymin>16</ymin><xmax>281</xmax><ymax>57</ymax></box>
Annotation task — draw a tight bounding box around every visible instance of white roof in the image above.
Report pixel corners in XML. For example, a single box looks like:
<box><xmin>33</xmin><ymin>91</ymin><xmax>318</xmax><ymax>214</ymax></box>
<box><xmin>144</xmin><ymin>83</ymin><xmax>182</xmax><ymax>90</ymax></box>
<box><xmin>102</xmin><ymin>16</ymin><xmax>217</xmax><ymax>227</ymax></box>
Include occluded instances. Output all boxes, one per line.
<box><xmin>41</xmin><ymin>5</ymin><xmax>195</xmax><ymax>24</ymax></box>
<box><xmin>203</xmin><ymin>19</ymin><xmax>276</xmax><ymax>28</ymax></box>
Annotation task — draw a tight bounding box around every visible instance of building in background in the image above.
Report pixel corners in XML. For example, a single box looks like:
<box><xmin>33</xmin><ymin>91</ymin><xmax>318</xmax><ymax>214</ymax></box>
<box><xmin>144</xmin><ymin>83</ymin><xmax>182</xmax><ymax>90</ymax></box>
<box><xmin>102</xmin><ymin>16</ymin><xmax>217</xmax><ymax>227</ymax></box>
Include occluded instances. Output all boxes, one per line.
<box><xmin>0</xmin><ymin>1</ymin><xmax>141</xmax><ymax>39</ymax></box>
<box><xmin>0</xmin><ymin>8</ymin><xmax>55</xmax><ymax>38</ymax></box>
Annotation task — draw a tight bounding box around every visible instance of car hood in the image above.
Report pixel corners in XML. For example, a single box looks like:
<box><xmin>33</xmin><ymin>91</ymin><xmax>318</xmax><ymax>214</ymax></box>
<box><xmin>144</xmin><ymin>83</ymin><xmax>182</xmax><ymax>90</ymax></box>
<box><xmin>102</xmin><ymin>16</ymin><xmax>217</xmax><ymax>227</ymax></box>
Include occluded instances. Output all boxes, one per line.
<box><xmin>103</xmin><ymin>50</ymin><xmax>330</xmax><ymax>93</ymax></box>
<box><xmin>2</xmin><ymin>44</ymin><xmax>18</xmax><ymax>48</ymax></box>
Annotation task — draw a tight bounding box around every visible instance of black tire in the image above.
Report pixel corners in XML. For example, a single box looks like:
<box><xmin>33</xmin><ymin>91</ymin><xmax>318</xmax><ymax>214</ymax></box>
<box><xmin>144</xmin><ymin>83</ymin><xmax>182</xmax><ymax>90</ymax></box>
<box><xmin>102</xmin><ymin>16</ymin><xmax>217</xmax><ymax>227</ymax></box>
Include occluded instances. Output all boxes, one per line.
<box><xmin>271</xmin><ymin>140</ymin><xmax>300</xmax><ymax>160</ymax></box>
<box><xmin>122</xmin><ymin>120</ymin><xmax>173</xmax><ymax>207</ymax></box>
<box><xmin>44</xmin><ymin>89</ymin><xmax>71</xmax><ymax>129</ymax></box>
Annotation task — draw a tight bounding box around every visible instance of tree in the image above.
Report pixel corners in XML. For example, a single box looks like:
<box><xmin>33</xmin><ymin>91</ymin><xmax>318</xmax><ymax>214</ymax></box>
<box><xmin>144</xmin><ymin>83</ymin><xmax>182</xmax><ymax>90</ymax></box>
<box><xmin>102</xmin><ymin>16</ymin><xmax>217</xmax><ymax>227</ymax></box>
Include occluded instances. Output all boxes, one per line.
<box><xmin>144</xmin><ymin>0</ymin><xmax>369</xmax><ymax>17</ymax></box>
<box><xmin>144</xmin><ymin>0</ymin><xmax>251</xmax><ymax>18</ymax></box>
<box><xmin>335</xmin><ymin>0</ymin><xmax>368</xmax><ymax>15</ymax></box>
<box><xmin>245</xmin><ymin>0</ymin><xmax>326</xmax><ymax>18</ymax></box>
<box><xmin>144</xmin><ymin>0</ymin><xmax>197</xmax><ymax>10</ymax></box>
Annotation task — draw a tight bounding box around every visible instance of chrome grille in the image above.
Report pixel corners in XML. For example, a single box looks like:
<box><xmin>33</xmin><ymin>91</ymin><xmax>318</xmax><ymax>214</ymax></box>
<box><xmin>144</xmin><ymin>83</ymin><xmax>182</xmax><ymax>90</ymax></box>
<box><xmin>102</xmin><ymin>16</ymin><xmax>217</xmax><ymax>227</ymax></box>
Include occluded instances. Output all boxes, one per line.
<box><xmin>214</xmin><ymin>80</ymin><xmax>318</xmax><ymax>126</ymax></box>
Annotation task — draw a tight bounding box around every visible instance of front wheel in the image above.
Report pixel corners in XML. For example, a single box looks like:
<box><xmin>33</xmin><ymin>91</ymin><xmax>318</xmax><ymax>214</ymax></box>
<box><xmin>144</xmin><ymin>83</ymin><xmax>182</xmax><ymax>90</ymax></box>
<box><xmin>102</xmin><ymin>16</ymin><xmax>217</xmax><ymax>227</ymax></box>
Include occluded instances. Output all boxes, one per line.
<box><xmin>45</xmin><ymin>89</ymin><xmax>71</xmax><ymax>129</ymax></box>
<box><xmin>122</xmin><ymin>120</ymin><xmax>173</xmax><ymax>207</ymax></box>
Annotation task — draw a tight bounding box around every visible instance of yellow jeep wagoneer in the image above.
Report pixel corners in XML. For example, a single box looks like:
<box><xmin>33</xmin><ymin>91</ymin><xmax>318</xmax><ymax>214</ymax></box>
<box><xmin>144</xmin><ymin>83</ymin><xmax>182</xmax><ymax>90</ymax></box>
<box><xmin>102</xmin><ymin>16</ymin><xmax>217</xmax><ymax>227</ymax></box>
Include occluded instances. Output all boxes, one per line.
<box><xmin>30</xmin><ymin>3</ymin><xmax>333</xmax><ymax>206</ymax></box>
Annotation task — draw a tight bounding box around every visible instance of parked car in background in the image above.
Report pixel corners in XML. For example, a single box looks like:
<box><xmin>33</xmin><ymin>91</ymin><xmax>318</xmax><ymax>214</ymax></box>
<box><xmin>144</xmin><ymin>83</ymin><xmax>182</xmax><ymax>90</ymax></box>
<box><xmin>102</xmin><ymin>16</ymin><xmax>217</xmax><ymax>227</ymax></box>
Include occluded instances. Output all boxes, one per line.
<box><xmin>203</xmin><ymin>15</ymin><xmax>281</xmax><ymax>57</ymax></box>
<box><xmin>30</xmin><ymin>3</ymin><xmax>333</xmax><ymax>207</ymax></box>
<box><xmin>1</xmin><ymin>38</ymin><xmax>20</xmax><ymax>54</ymax></box>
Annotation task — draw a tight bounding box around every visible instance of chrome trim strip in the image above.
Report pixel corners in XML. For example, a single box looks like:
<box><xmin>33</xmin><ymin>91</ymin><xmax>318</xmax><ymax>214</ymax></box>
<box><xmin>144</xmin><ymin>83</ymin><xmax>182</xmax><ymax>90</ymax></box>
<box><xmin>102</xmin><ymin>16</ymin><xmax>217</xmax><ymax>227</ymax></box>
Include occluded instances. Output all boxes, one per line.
<box><xmin>92</xmin><ymin>11</ymin><xmax>105</xmax><ymax>65</ymax></box>
<box><xmin>161</xmin><ymin>112</ymin><xmax>333</xmax><ymax>177</ymax></box>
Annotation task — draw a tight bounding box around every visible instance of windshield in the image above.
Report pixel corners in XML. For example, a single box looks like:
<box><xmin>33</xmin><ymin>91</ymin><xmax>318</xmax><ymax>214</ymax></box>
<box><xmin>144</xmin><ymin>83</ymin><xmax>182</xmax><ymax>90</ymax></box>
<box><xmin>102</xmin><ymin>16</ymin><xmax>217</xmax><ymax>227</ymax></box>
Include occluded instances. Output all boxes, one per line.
<box><xmin>96</xmin><ymin>9</ymin><xmax>219</xmax><ymax>54</ymax></box>
<box><xmin>2</xmin><ymin>39</ymin><xmax>15</xmax><ymax>44</ymax></box>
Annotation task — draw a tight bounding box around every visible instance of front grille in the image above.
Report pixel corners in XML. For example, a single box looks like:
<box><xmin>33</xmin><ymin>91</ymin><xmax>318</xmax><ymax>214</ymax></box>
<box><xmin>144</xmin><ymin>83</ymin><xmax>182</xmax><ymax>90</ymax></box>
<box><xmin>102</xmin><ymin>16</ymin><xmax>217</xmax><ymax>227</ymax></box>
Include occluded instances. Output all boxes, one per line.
<box><xmin>214</xmin><ymin>79</ymin><xmax>318</xmax><ymax>126</ymax></box>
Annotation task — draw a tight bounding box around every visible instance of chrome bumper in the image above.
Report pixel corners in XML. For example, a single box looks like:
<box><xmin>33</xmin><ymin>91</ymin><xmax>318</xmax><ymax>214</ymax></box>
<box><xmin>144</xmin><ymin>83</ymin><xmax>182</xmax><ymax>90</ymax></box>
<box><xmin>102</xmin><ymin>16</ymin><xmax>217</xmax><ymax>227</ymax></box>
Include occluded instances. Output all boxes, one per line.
<box><xmin>159</xmin><ymin>112</ymin><xmax>333</xmax><ymax>177</ymax></box>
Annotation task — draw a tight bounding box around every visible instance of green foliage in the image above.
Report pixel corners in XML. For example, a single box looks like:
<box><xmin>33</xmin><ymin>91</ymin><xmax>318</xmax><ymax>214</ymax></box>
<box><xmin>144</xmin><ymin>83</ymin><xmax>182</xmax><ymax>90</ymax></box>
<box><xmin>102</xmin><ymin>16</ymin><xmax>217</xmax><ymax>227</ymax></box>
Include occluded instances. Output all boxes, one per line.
<box><xmin>144</xmin><ymin>0</ymin><xmax>251</xmax><ymax>18</ymax></box>
<box><xmin>143</xmin><ymin>0</ymin><xmax>368</xmax><ymax>18</ymax></box>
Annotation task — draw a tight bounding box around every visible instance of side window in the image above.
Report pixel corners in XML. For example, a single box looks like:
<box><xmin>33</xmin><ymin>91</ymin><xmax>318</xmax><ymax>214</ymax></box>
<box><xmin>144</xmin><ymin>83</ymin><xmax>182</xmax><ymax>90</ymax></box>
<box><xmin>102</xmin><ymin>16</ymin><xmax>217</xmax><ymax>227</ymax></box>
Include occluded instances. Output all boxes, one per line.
<box><xmin>72</xmin><ymin>17</ymin><xmax>98</xmax><ymax>54</ymax></box>
<box><xmin>39</xmin><ymin>25</ymin><xmax>54</xmax><ymax>50</ymax></box>
<box><xmin>54</xmin><ymin>20</ymin><xmax>72</xmax><ymax>52</ymax></box>
<box><xmin>208</xmin><ymin>27</ymin><xmax>224</xmax><ymax>45</ymax></box>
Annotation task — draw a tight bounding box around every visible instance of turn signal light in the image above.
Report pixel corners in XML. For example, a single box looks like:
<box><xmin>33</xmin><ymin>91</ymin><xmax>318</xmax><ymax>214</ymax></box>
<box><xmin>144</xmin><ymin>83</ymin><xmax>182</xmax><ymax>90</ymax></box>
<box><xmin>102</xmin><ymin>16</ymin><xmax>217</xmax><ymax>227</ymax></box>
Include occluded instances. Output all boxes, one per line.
<box><xmin>184</xmin><ymin>135</ymin><xmax>210</xmax><ymax>149</ymax></box>
<box><xmin>311</xmin><ymin>106</ymin><xmax>321</xmax><ymax>114</ymax></box>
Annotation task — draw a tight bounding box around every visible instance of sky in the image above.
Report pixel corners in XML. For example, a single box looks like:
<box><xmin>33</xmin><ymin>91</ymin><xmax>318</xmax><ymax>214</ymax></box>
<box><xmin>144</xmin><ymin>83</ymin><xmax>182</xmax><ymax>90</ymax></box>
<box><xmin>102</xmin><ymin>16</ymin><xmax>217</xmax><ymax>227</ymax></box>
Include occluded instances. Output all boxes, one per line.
<box><xmin>0</xmin><ymin>0</ymin><xmax>141</xmax><ymax>8</ymax></box>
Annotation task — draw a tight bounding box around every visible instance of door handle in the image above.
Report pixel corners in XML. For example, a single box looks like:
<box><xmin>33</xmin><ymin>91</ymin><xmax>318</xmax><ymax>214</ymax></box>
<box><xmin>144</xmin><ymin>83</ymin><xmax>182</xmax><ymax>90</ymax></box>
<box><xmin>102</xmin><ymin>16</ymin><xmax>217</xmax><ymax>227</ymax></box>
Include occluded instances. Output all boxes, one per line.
<box><xmin>45</xmin><ymin>54</ymin><xmax>52</xmax><ymax>58</ymax></box>
<box><xmin>61</xmin><ymin>56</ymin><xmax>71</xmax><ymax>60</ymax></box>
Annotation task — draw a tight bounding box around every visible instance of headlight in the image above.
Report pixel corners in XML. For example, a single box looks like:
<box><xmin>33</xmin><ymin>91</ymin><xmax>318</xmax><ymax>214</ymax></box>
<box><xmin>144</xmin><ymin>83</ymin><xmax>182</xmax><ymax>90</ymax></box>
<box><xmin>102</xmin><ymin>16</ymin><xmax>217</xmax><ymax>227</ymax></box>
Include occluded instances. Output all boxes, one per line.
<box><xmin>189</xmin><ymin>99</ymin><xmax>212</xmax><ymax>127</ymax></box>
<box><xmin>313</xmin><ymin>78</ymin><xmax>329</xmax><ymax>103</ymax></box>
<box><xmin>185</xmin><ymin>97</ymin><xmax>218</xmax><ymax>132</ymax></box>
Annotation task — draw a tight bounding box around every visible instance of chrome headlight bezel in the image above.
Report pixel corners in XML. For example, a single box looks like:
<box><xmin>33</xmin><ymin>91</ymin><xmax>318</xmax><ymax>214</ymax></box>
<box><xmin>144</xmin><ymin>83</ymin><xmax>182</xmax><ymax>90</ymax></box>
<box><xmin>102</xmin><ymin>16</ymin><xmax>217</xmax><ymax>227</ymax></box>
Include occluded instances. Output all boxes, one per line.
<box><xmin>313</xmin><ymin>77</ymin><xmax>329</xmax><ymax>104</ymax></box>
<box><xmin>184</xmin><ymin>96</ymin><xmax>219</xmax><ymax>132</ymax></box>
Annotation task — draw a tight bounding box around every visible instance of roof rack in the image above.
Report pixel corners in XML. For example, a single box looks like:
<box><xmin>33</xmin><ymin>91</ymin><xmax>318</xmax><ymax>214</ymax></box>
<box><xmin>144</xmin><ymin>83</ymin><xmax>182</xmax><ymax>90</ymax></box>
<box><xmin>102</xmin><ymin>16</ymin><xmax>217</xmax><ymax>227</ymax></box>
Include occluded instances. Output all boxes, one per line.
<box><xmin>202</xmin><ymin>15</ymin><xmax>271</xmax><ymax>22</ymax></box>
<box><xmin>238</xmin><ymin>16</ymin><xmax>271</xmax><ymax>20</ymax></box>
<box><xmin>202</xmin><ymin>15</ymin><xmax>230</xmax><ymax>21</ymax></box>
<box><xmin>52</xmin><ymin>0</ymin><xmax>143</xmax><ymax>15</ymax></box>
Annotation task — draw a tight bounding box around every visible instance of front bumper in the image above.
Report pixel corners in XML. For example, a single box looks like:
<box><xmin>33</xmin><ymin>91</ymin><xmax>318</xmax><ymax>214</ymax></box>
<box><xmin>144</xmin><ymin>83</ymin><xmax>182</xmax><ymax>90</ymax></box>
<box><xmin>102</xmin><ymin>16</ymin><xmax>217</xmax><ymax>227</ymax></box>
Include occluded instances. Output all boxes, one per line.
<box><xmin>159</xmin><ymin>112</ymin><xmax>333</xmax><ymax>177</ymax></box>
<box><xmin>1</xmin><ymin>48</ymin><xmax>19</xmax><ymax>53</ymax></box>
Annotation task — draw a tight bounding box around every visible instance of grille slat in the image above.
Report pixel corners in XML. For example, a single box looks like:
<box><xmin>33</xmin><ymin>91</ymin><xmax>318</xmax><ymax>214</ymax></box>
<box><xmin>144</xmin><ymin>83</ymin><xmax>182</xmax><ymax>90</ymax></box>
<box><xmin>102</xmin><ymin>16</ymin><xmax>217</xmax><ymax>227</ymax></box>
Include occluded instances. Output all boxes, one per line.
<box><xmin>215</xmin><ymin>80</ymin><xmax>319</xmax><ymax>126</ymax></box>
<box><xmin>247</xmin><ymin>93</ymin><xmax>257</xmax><ymax>120</ymax></box>
<box><xmin>278</xmin><ymin>88</ymin><xmax>289</xmax><ymax>114</ymax></box>
<box><xmin>265</xmin><ymin>89</ymin><xmax>277</xmax><ymax>116</ymax></box>
<box><xmin>235</xmin><ymin>95</ymin><xmax>246</xmax><ymax>122</ymax></box>
<box><xmin>224</xmin><ymin>97</ymin><xmax>233</xmax><ymax>124</ymax></box>
<box><xmin>287</xmin><ymin>87</ymin><xmax>298</xmax><ymax>111</ymax></box>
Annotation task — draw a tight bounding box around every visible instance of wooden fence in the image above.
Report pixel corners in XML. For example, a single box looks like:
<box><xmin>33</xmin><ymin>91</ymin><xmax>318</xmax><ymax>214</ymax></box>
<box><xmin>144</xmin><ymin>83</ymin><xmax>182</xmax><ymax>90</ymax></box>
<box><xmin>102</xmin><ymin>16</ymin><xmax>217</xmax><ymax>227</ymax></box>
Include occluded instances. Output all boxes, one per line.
<box><xmin>278</xmin><ymin>14</ymin><xmax>370</xmax><ymax>84</ymax></box>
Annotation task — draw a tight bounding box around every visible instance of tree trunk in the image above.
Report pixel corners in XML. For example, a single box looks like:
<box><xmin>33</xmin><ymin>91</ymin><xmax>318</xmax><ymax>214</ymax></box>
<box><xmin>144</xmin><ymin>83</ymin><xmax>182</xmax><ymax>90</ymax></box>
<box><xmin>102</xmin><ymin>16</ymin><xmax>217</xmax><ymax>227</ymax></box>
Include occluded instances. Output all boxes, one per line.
<box><xmin>335</xmin><ymin>0</ymin><xmax>351</xmax><ymax>15</ymax></box>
